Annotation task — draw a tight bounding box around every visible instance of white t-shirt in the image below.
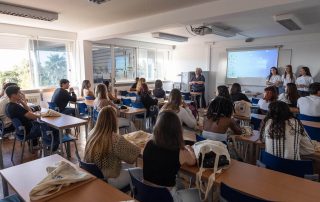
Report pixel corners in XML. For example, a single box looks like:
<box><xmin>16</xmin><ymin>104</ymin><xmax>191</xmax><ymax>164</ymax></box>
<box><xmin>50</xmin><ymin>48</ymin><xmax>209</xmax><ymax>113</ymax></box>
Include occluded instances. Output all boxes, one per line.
<box><xmin>0</xmin><ymin>96</ymin><xmax>11</xmax><ymax>127</ymax></box>
<box><xmin>262</xmin><ymin>118</ymin><xmax>314</xmax><ymax>160</ymax></box>
<box><xmin>257</xmin><ymin>99</ymin><xmax>270</xmax><ymax>111</ymax></box>
<box><xmin>278</xmin><ymin>93</ymin><xmax>291</xmax><ymax>105</ymax></box>
<box><xmin>296</xmin><ymin>76</ymin><xmax>314</xmax><ymax>92</ymax></box>
<box><xmin>281</xmin><ymin>74</ymin><xmax>296</xmax><ymax>86</ymax></box>
<box><xmin>297</xmin><ymin>95</ymin><xmax>320</xmax><ymax>117</ymax></box>
<box><xmin>266</xmin><ymin>75</ymin><xmax>282</xmax><ymax>86</ymax></box>
<box><xmin>176</xmin><ymin>106</ymin><xmax>197</xmax><ymax>129</ymax></box>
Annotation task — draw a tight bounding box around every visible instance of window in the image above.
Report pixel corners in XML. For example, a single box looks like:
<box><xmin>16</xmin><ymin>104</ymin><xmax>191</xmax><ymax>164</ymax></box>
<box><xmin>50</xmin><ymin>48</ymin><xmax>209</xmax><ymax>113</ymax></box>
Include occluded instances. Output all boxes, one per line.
<box><xmin>138</xmin><ymin>48</ymin><xmax>156</xmax><ymax>81</ymax></box>
<box><xmin>92</xmin><ymin>45</ymin><xmax>112</xmax><ymax>83</ymax></box>
<box><xmin>114</xmin><ymin>46</ymin><xmax>135</xmax><ymax>82</ymax></box>
<box><xmin>0</xmin><ymin>35</ymin><xmax>75</xmax><ymax>90</ymax></box>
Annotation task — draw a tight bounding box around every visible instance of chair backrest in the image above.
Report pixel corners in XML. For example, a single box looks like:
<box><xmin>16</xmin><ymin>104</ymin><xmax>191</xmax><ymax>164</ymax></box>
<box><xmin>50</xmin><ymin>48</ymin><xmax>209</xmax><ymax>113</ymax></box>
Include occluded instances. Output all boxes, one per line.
<box><xmin>77</xmin><ymin>103</ymin><xmax>88</xmax><ymax>115</ymax></box>
<box><xmin>181</xmin><ymin>92</ymin><xmax>191</xmax><ymax>100</ymax></box>
<box><xmin>79</xmin><ymin>160</ymin><xmax>104</xmax><ymax>179</ymax></box>
<box><xmin>47</xmin><ymin>102</ymin><xmax>59</xmax><ymax>112</ymax></box>
<box><xmin>220</xmin><ymin>182</ymin><xmax>268</xmax><ymax>202</ymax></box>
<box><xmin>302</xmin><ymin>125</ymin><xmax>320</xmax><ymax>141</ymax></box>
<box><xmin>132</xmin><ymin>102</ymin><xmax>144</xmax><ymax>109</ymax></box>
<box><xmin>122</xmin><ymin>98</ymin><xmax>132</xmax><ymax>107</ymax></box>
<box><xmin>85</xmin><ymin>96</ymin><xmax>95</xmax><ymax>100</ymax></box>
<box><xmin>298</xmin><ymin>114</ymin><xmax>320</xmax><ymax>122</ymax></box>
<box><xmin>38</xmin><ymin>121</ymin><xmax>54</xmax><ymax>146</ymax></box>
<box><xmin>251</xmin><ymin>116</ymin><xmax>262</xmax><ymax>130</ymax></box>
<box><xmin>93</xmin><ymin>109</ymin><xmax>99</xmax><ymax>122</ymax></box>
<box><xmin>128</xmin><ymin>168</ymin><xmax>174</xmax><ymax>202</ymax></box>
<box><xmin>120</xmin><ymin>90</ymin><xmax>129</xmax><ymax>96</ymax></box>
<box><xmin>260</xmin><ymin>150</ymin><xmax>313</xmax><ymax>178</ymax></box>
<box><xmin>128</xmin><ymin>92</ymin><xmax>137</xmax><ymax>97</ymax></box>
<box><xmin>251</xmin><ymin>98</ymin><xmax>260</xmax><ymax>105</ymax></box>
<box><xmin>11</xmin><ymin>118</ymin><xmax>26</xmax><ymax>137</ymax></box>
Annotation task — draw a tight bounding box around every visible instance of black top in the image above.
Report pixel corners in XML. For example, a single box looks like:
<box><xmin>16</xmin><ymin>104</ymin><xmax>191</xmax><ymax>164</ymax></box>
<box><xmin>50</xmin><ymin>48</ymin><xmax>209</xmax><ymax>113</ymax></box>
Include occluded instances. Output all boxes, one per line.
<box><xmin>140</xmin><ymin>93</ymin><xmax>158</xmax><ymax>116</ymax></box>
<box><xmin>153</xmin><ymin>88</ymin><xmax>165</xmax><ymax>99</ymax></box>
<box><xmin>230</xmin><ymin>92</ymin><xmax>250</xmax><ymax>103</ymax></box>
<box><xmin>5</xmin><ymin>102</ymin><xmax>32</xmax><ymax>133</ymax></box>
<box><xmin>51</xmin><ymin>88</ymin><xmax>77</xmax><ymax>112</ymax></box>
<box><xmin>131</xmin><ymin>82</ymin><xmax>137</xmax><ymax>90</ymax></box>
<box><xmin>191</xmin><ymin>75</ymin><xmax>205</xmax><ymax>92</ymax></box>
<box><xmin>143</xmin><ymin>141</ymin><xmax>180</xmax><ymax>187</ymax></box>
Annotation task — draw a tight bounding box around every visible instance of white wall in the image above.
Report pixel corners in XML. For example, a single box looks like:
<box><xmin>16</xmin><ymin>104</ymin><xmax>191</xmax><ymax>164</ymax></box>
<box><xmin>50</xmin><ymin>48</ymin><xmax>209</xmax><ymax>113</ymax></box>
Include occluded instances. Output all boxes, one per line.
<box><xmin>210</xmin><ymin>33</ymin><xmax>320</xmax><ymax>96</ymax></box>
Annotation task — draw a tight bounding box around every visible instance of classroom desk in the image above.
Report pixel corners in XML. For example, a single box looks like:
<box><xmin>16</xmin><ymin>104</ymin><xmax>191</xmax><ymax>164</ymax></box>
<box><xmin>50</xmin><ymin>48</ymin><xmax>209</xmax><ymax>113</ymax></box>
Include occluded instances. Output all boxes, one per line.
<box><xmin>181</xmin><ymin>159</ymin><xmax>320</xmax><ymax>202</ymax></box>
<box><xmin>0</xmin><ymin>154</ymin><xmax>133</xmax><ymax>202</ymax></box>
<box><xmin>301</xmin><ymin>120</ymin><xmax>320</xmax><ymax>128</ymax></box>
<box><xmin>40</xmin><ymin>108</ymin><xmax>88</xmax><ymax>155</ymax></box>
<box><xmin>120</xmin><ymin>107</ymin><xmax>147</xmax><ymax>130</ymax></box>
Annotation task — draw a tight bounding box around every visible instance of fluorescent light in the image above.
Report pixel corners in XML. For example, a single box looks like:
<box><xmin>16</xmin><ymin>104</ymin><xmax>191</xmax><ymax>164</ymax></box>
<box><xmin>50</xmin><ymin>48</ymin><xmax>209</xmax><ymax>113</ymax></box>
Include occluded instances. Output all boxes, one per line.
<box><xmin>0</xmin><ymin>2</ymin><xmax>58</xmax><ymax>21</ymax></box>
<box><xmin>152</xmin><ymin>32</ymin><xmax>188</xmax><ymax>42</ymax></box>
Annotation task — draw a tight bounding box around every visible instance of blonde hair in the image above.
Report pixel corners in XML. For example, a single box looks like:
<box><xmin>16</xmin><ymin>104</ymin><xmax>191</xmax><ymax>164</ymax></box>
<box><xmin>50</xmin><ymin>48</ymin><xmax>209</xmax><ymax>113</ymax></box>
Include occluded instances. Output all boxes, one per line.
<box><xmin>84</xmin><ymin>106</ymin><xmax>118</xmax><ymax>163</ymax></box>
<box><xmin>136</xmin><ymin>77</ymin><xmax>146</xmax><ymax>92</ymax></box>
<box><xmin>163</xmin><ymin>89</ymin><xmax>182</xmax><ymax>112</ymax></box>
<box><xmin>95</xmin><ymin>84</ymin><xmax>109</xmax><ymax>100</ymax></box>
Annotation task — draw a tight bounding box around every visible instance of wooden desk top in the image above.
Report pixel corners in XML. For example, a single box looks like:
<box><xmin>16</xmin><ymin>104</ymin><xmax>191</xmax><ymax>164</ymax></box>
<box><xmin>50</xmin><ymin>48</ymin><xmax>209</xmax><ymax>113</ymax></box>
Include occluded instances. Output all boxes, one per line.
<box><xmin>0</xmin><ymin>155</ymin><xmax>92</xmax><ymax>202</ymax></box>
<box><xmin>120</xmin><ymin>107</ymin><xmax>146</xmax><ymax>115</ymax></box>
<box><xmin>46</xmin><ymin>179</ymin><xmax>133</xmax><ymax>202</ymax></box>
<box><xmin>181</xmin><ymin>160</ymin><xmax>320</xmax><ymax>201</ymax></box>
<box><xmin>301</xmin><ymin>120</ymin><xmax>320</xmax><ymax>128</ymax></box>
<box><xmin>234</xmin><ymin>130</ymin><xmax>261</xmax><ymax>143</ymax></box>
<box><xmin>190</xmin><ymin>92</ymin><xmax>203</xmax><ymax>95</ymax></box>
<box><xmin>40</xmin><ymin>109</ymin><xmax>88</xmax><ymax>130</ymax></box>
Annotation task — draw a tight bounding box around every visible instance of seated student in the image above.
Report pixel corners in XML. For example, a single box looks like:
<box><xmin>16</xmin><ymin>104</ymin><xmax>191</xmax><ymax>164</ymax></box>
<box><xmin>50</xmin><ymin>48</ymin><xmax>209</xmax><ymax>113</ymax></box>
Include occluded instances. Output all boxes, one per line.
<box><xmin>296</xmin><ymin>66</ymin><xmax>314</xmax><ymax>97</ymax></box>
<box><xmin>161</xmin><ymin>89</ymin><xmax>196</xmax><ymax>129</ymax></box>
<box><xmin>297</xmin><ymin>82</ymin><xmax>320</xmax><ymax>117</ymax></box>
<box><xmin>136</xmin><ymin>77</ymin><xmax>146</xmax><ymax>93</ymax></box>
<box><xmin>51</xmin><ymin>79</ymin><xmax>77</xmax><ymax>115</ymax></box>
<box><xmin>84</xmin><ymin>106</ymin><xmax>140</xmax><ymax>189</ymax></box>
<box><xmin>0</xmin><ymin>83</ymin><xmax>18</xmax><ymax>134</ymax></box>
<box><xmin>278</xmin><ymin>83</ymin><xmax>300</xmax><ymax>108</ymax></box>
<box><xmin>203</xmin><ymin>97</ymin><xmax>242</xmax><ymax>142</ymax></box>
<box><xmin>217</xmin><ymin>85</ymin><xmax>231</xmax><ymax>100</ymax></box>
<box><xmin>129</xmin><ymin>77</ymin><xmax>139</xmax><ymax>91</ymax></box>
<box><xmin>260</xmin><ymin>101</ymin><xmax>315</xmax><ymax>160</ymax></box>
<box><xmin>136</xmin><ymin>83</ymin><xmax>158</xmax><ymax>118</ymax></box>
<box><xmin>230</xmin><ymin>83</ymin><xmax>250</xmax><ymax>103</ymax></box>
<box><xmin>143</xmin><ymin>111</ymin><xmax>200</xmax><ymax>202</ymax></box>
<box><xmin>103</xmin><ymin>80</ymin><xmax>120</xmax><ymax>104</ymax></box>
<box><xmin>5</xmin><ymin>86</ymin><xmax>59</xmax><ymax>148</ymax></box>
<box><xmin>153</xmin><ymin>79</ymin><xmax>166</xmax><ymax>99</ymax></box>
<box><xmin>81</xmin><ymin>80</ymin><xmax>95</xmax><ymax>98</ymax></box>
<box><xmin>257</xmin><ymin>86</ymin><xmax>278</xmax><ymax>114</ymax></box>
<box><xmin>93</xmin><ymin>84</ymin><xmax>136</xmax><ymax>132</ymax></box>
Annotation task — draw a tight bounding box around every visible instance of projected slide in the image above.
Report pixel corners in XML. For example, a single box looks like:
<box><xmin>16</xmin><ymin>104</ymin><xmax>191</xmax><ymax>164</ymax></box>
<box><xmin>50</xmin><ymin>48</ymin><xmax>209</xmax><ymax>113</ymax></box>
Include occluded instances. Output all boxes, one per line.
<box><xmin>227</xmin><ymin>49</ymin><xmax>278</xmax><ymax>78</ymax></box>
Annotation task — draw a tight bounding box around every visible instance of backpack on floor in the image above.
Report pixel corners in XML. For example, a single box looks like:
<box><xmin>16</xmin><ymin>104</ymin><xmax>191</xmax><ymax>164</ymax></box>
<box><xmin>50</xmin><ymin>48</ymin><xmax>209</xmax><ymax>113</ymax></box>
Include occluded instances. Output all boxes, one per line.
<box><xmin>193</xmin><ymin>140</ymin><xmax>231</xmax><ymax>201</ymax></box>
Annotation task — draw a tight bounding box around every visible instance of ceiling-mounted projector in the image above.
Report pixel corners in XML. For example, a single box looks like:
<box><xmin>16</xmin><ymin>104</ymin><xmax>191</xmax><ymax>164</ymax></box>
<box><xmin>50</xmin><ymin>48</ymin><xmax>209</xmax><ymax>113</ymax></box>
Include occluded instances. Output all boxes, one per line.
<box><xmin>190</xmin><ymin>25</ymin><xmax>236</xmax><ymax>37</ymax></box>
<box><xmin>274</xmin><ymin>13</ymin><xmax>303</xmax><ymax>31</ymax></box>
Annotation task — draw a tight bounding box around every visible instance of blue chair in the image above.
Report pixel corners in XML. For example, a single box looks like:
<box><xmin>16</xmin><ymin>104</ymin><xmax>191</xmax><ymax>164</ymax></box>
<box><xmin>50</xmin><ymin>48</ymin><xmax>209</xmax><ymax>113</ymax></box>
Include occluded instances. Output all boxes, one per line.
<box><xmin>122</xmin><ymin>98</ymin><xmax>132</xmax><ymax>107</ymax></box>
<box><xmin>196</xmin><ymin>134</ymin><xmax>206</xmax><ymax>142</ymax></box>
<box><xmin>92</xmin><ymin>109</ymin><xmax>99</xmax><ymax>123</ymax></box>
<box><xmin>11</xmin><ymin>118</ymin><xmax>39</xmax><ymax>164</ymax></box>
<box><xmin>47</xmin><ymin>102</ymin><xmax>59</xmax><ymax>112</ymax></box>
<box><xmin>298</xmin><ymin>114</ymin><xmax>320</xmax><ymax>122</ymax></box>
<box><xmin>220</xmin><ymin>182</ymin><xmax>268</xmax><ymax>202</ymax></box>
<box><xmin>251</xmin><ymin>116</ymin><xmax>262</xmax><ymax>130</ymax></box>
<box><xmin>181</xmin><ymin>92</ymin><xmax>191</xmax><ymax>100</ymax></box>
<box><xmin>132</xmin><ymin>102</ymin><xmax>144</xmax><ymax>109</ymax></box>
<box><xmin>258</xmin><ymin>150</ymin><xmax>316</xmax><ymax>179</ymax></box>
<box><xmin>85</xmin><ymin>96</ymin><xmax>95</xmax><ymax>100</ymax></box>
<box><xmin>128</xmin><ymin>168</ymin><xmax>174</xmax><ymax>202</ymax></box>
<box><xmin>128</xmin><ymin>92</ymin><xmax>137</xmax><ymax>97</ymax></box>
<box><xmin>0</xmin><ymin>194</ymin><xmax>22</xmax><ymax>202</ymax></box>
<box><xmin>251</xmin><ymin>98</ymin><xmax>260</xmax><ymax>105</ymax></box>
<box><xmin>303</xmin><ymin>125</ymin><xmax>320</xmax><ymax>141</ymax></box>
<box><xmin>76</xmin><ymin>102</ymin><xmax>90</xmax><ymax>119</ymax></box>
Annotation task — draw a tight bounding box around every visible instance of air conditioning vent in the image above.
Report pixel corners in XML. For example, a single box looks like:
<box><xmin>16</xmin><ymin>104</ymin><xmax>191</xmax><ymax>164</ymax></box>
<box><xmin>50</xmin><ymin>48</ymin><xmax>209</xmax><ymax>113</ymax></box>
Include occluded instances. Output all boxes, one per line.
<box><xmin>274</xmin><ymin>14</ymin><xmax>302</xmax><ymax>31</ymax></box>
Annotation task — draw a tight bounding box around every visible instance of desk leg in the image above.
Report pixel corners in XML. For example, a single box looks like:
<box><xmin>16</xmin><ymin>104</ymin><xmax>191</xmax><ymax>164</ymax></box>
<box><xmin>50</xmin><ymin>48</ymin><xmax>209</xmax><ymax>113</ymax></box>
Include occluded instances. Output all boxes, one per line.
<box><xmin>85</xmin><ymin>123</ymin><xmax>88</xmax><ymax>140</ymax></box>
<box><xmin>59</xmin><ymin>129</ymin><xmax>64</xmax><ymax>156</ymax></box>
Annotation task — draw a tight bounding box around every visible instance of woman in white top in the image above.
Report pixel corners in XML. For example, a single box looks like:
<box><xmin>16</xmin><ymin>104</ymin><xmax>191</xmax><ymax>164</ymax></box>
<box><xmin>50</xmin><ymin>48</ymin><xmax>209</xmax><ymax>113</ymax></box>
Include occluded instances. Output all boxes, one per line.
<box><xmin>282</xmin><ymin>65</ymin><xmax>296</xmax><ymax>86</ymax></box>
<box><xmin>296</xmin><ymin>66</ymin><xmax>314</xmax><ymax>97</ymax></box>
<box><xmin>266</xmin><ymin>67</ymin><xmax>282</xmax><ymax>87</ymax></box>
<box><xmin>93</xmin><ymin>83</ymin><xmax>136</xmax><ymax>132</ymax></box>
<box><xmin>257</xmin><ymin>86</ymin><xmax>278</xmax><ymax>114</ymax></box>
<box><xmin>260</xmin><ymin>101</ymin><xmax>314</xmax><ymax>160</ymax></box>
<box><xmin>160</xmin><ymin>89</ymin><xmax>197</xmax><ymax>129</ymax></box>
<box><xmin>278</xmin><ymin>83</ymin><xmax>300</xmax><ymax>107</ymax></box>
<box><xmin>81</xmin><ymin>80</ymin><xmax>95</xmax><ymax>98</ymax></box>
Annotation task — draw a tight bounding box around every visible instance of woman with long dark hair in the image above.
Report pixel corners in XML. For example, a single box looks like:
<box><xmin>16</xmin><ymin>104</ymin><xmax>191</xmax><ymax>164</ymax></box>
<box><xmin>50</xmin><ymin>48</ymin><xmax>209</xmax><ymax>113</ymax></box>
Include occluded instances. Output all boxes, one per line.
<box><xmin>257</xmin><ymin>86</ymin><xmax>278</xmax><ymax>114</ymax></box>
<box><xmin>202</xmin><ymin>96</ymin><xmax>242</xmax><ymax>141</ymax></box>
<box><xmin>296</xmin><ymin>66</ymin><xmax>314</xmax><ymax>96</ymax></box>
<box><xmin>217</xmin><ymin>85</ymin><xmax>231</xmax><ymax>100</ymax></box>
<box><xmin>81</xmin><ymin>80</ymin><xmax>94</xmax><ymax>98</ymax></box>
<box><xmin>230</xmin><ymin>83</ymin><xmax>250</xmax><ymax>103</ymax></box>
<box><xmin>260</xmin><ymin>101</ymin><xmax>314</xmax><ymax>160</ymax></box>
<box><xmin>266</xmin><ymin>67</ymin><xmax>281</xmax><ymax>87</ymax></box>
<box><xmin>143</xmin><ymin>110</ymin><xmax>200</xmax><ymax>202</ymax></box>
<box><xmin>278</xmin><ymin>83</ymin><xmax>300</xmax><ymax>107</ymax></box>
